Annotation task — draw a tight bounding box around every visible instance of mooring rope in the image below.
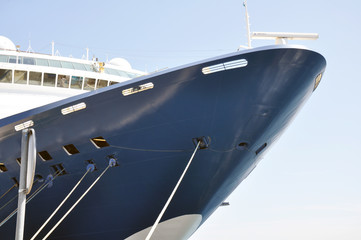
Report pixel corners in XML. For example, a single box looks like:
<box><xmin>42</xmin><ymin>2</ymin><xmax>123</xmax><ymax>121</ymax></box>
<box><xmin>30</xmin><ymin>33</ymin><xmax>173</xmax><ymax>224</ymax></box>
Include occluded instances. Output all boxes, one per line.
<box><xmin>0</xmin><ymin>191</ymin><xmax>18</xmax><ymax>212</ymax></box>
<box><xmin>0</xmin><ymin>170</ymin><xmax>64</xmax><ymax>228</ymax></box>
<box><xmin>30</xmin><ymin>167</ymin><xmax>93</xmax><ymax>240</ymax></box>
<box><xmin>0</xmin><ymin>184</ymin><xmax>17</xmax><ymax>202</ymax></box>
<box><xmin>42</xmin><ymin>160</ymin><xmax>115</xmax><ymax>240</ymax></box>
<box><xmin>145</xmin><ymin>141</ymin><xmax>200</xmax><ymax>240</ymax></box>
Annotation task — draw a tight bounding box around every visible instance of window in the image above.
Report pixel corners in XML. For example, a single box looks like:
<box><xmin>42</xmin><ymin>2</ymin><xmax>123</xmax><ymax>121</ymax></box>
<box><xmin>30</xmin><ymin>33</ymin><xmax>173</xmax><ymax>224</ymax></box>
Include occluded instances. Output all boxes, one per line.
<box><xmin>48</xmin><ymin>59</ymin><xmax>61</xmax><ymax>68</ymax></box>
<box><xmin>96</xmin><ymin>79</ymin><xmax>108</xmax><ymax>89</ymax></box>
<box><xmin>43</xmin><ymin>73</ymin><xmax>56</xmax><ymax>87</ymax></box>
<box><xmin>72</xmin><ymin>62</ymin><xmax>86</xmax><ymax>71</ymax></box>
<box><xmin>126</xmin><ymin>72</ymin><xmax>141</xmax><ymax>78</ymax></box>
<box><xmin>0</xmin><ymin>55</ymin><xmax>9</xmax><ymax>62</ymax></box>
<box><xmin>29</xmin><ymin>71</ymin><xmax>42</xmax><ymax>85</ymax></box>
<box><xmin>63</xmin><ymin>144</ymin><xmax>80</xmax><ymax>155</ymax></box>
<box><xmin>38</xmin><ymin>151</ymin><xmax>53</xmax><ymax>161</ymax></box>
<box><xmin>117</xmin><ymin>70</ymin><xmax>131</xmax><ymax>78</ymax></box>
<box><xmin>83</xmin><ymin>77</ymin><xmax>95</xmax><ymax>90</ymax></box>
<box><xmin>90</xmin><ymin>136</ymin><xmax>110</xmax><ymax>148</ymax></box>
<box><xmin>14</xmin><ymin>70</ymin><xmax>27</xmax><ymax>84</ymax></box>
<box><xmin>84</xmin><ymin>64</ymin><xmax>92</xmax><ymax>71</ymax></box>
<box><xmin>0</xmin><ymin>163</ymin><xmax>8</xmax><ymax>172</ymax></box>
<box><xmin>105</xmin><ymin>68</ymin><xmax>118</xmax><ymax>76</ymax></box>
<box><xmin>0</xmin><ymin>68</ymin><xmax>12</xmax><ymax>83</ymax></box>
<box><xmin>57</xmin><ymin>75</ymin><xmax>70</xmax><ymax>88</ymax></box>
<box><xmin>61</xmin><ymin>61</ymin><xmax>74</xmax><ymax>69</ymax></box>
<box><xmin>9</xmin><ymin>56</ymin><xmax>21</xmax><ymax>64</ymax></box>
<box><xmin>109</xmin><ymin>81</ymin><xmax>119</xmax><ymax>86</ymax></box>
<box><xmin>23</xmin><ymin>57</ymin><xmax>35</xmax><ymax>65</ymax></box>
<box><xmin>36</xmin><ymin>58</ymin><xmax>49</xmax><ymax>66</ymax></box>
<box><xmin>71</xmin><ymin>76</ymin><xmax>83</xmax><ymax>89</ymax></box>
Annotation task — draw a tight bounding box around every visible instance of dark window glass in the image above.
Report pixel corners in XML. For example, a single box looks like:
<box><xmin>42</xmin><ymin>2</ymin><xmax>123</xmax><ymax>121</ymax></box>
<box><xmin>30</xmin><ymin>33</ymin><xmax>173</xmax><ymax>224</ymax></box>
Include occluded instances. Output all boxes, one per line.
<box><xmin>57</xmin><ymin>75</ymin><xmax>70</xmax><ymax>88</ymax></box>
<box><xmin>43</xmin><ymin>73</ymin><xmax>56</xmax><ymax>87</ymax></box>
<box><xmin>14</xmin><ymin>70</ymin><xmax>27</xmax><ymax>84</ymax></box>
<box><xmin>0</xmin><ymin>68</ymin><xmax>12</xmax><ymax>83</ymax></box>
<box><xmin>84</xmin><ymin>77</ymin><xmax>95</xmax><ymax>90</ymax></box>
<box><xmin>70</xmin><ymin>76</ymin><xmax>83</xmax><ymax>89</ymax></box>
<box><xmin>29</xmin><ymin>71</ymin><xmax>42</xmax><ymax>85</ymax></box>
<box><xmin>96</xmin><ymin>79</ymin><xmax>108</xmax><ymax>89</ymax></box>
<box><xmin>9</xmin><ymin>56</ymin><xmax>21</xmax><ymax>64</ymax></box>
<box><xmin>109</xmin><ymin>81</ymin><xmax>119</xmax><ymax>86</ymax></box>
<box><xmin>23</xmin><ymin>57</ymin><xmax>35</xmax><ymax>65</ymax></box>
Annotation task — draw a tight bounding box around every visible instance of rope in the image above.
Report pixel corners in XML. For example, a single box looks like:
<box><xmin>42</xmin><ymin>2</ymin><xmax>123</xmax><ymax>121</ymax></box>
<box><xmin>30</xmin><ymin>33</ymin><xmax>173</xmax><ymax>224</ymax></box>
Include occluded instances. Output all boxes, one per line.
<box><xmin>0</xmin><ymin>179</ymin><xmax>38</xmax><ymax>215</ymax></box>
<box><xmin>145</xmin><ymin>141</ymin><xmax>200</xmax><ymax>240</ymax></box>
<box><xmin>30</xmin><ymin>168</ymin><xmax>91</xmax><ymax>240</ymax></box>
<box><xmin>0</xmin><ymin>171</ymin><xmax>64</xmax><ymax>228</ymax></box>
<box><xmin>0</xmin><ymin>184</ymin><xmax>16</xmax><ymax>201</ymax></box>
<box><xmin>0</xmin><ymin>194</ymin><xmax>18</xmax><ymax>212</ymax></box>
<box><xmin>42</xmin><ymin>164</ymin><xmax>112</xmax><ymax>240</ymax></box>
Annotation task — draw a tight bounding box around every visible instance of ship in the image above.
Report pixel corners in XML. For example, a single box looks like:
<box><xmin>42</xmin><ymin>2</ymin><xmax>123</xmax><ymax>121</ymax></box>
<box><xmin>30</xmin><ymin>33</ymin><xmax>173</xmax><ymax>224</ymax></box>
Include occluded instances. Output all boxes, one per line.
<box><xmin>0</xmin><ymin>24</ymin><xmax>326</xmax><ymax>240</ymax></box>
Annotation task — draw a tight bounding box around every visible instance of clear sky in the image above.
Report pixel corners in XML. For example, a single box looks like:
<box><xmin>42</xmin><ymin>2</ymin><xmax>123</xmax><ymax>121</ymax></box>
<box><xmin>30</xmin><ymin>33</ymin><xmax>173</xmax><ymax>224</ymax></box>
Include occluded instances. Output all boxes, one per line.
<box><xmin>1</xmin><ymin>0</ymin><xmax>361</xmax><ymax>239</ymax></box>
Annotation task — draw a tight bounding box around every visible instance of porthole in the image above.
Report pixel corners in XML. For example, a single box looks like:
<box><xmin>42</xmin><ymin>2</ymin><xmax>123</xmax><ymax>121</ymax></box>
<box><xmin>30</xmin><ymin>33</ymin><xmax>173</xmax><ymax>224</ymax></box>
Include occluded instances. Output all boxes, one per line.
<box><xmin>63</xmin><ymin>144</ymin><xmax>80</xmax><ymax>155</ymax></box>
<box><xmin>0</xmin><ymin>163</ymin><xmax>8</xmax><ymax>172</ymax></box>
<box><xmin>90</xmin><ymin>136</ymin><xmax>110</xmax><ymax>149</ymax></box>
<box><xmin>38</xmin><ymin>151</ymin><xmax>53</xmax><ymax>161</ymax></box>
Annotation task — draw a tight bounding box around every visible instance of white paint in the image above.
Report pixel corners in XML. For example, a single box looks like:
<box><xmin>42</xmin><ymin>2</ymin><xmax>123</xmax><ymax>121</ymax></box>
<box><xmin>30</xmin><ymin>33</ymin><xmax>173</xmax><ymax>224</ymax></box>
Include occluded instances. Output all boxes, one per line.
<box><xmin>108</xmin><ymin>58</ymin><xmax>132</xmax><ymax>70</ymax></box>
<box><xmin>126</xmin><ymin>214</ymin><xmax>202</xmax><ymax>240</ymax></box>
<box><xmin>0</xmin><ymin>36</ymin><xmax>16</xmax><ymax>51</ymax></box>
<box><xmin>0</xmin><ymin>83</ymin><xmax>86</xmax><ymax>119</ymax></box>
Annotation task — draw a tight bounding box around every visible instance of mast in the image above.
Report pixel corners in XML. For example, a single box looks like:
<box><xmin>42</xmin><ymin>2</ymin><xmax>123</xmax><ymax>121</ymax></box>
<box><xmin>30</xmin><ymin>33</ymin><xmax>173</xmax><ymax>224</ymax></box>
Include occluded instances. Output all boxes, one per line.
<box><xmin>243</xmin><ymin>0</ymin><xmax>251</xmax><ymax>48</ymax></box>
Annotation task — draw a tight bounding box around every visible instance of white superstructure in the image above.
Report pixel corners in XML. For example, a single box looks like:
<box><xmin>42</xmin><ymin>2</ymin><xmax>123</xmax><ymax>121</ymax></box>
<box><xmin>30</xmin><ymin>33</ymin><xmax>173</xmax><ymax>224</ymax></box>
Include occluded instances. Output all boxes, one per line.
<box><xmin>0</xmin><ymin>36</ymin><xmax>145</xmax><ymax>119</ymax></box>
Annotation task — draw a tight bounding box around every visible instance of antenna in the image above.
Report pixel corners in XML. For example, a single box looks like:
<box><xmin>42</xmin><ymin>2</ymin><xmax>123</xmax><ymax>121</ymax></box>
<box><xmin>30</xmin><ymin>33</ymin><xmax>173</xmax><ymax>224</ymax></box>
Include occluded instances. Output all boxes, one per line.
<box><xmin>26</xmin><ymin>40</ymin><xmax>34</xmax><ymax>53</ymax></box>
<box><xmin>51</xmin><ymin>41</ymin><xmax>55</xmax><ymax>56</ymax></box>
<box><xmin>239</xmin><ymin>2</ymin><xmax>319</xmax><ymax>48</ymax></box>
<box><xmin>243</xmin><ymin>0</ymin><xmax>251</xmax><ymax>48</ymax></box>
<box><xmin>86</xmin><ymin>47</ymin><xmax>89</xmax><ymax>61</ymax></box>
<box><xmin>55</xmin><ymin>49</ymin><xmax>61</xmax><ymax>56</ymax></box>
<box><xmin>238</xmin><ymin>1</ymin><xmax>252</xmax><ymax>50</ymax></box>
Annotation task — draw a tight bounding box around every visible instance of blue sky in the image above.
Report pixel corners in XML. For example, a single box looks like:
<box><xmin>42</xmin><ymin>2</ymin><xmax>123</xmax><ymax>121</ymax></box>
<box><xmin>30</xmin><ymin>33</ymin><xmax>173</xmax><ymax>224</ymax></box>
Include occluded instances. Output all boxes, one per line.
<box><xmin>1</xmin><ymin>0</ymin><xmax>360</xmax><ymax>239</ymax></box>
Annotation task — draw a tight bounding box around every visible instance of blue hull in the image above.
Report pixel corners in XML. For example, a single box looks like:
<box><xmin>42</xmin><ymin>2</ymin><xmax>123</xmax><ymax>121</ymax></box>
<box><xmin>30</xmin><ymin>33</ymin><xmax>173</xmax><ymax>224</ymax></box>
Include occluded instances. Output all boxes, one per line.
<box><xmin>0</xmin><ymin>45</ymin><xmax>326</xmax><ymax>239</ymax></box>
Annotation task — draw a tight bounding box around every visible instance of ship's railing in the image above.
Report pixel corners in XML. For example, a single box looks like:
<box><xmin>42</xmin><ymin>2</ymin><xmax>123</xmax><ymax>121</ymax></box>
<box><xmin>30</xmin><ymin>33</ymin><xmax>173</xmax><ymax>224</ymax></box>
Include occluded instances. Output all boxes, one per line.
<box><xmin>0</xmin><ymin>66</ymin><xmax>125</xmax><ymax>91</ymax></box>
<box><xmin>0</xmin><ymin>54</ymin><xmax>140</xmax><ymax>79</ymax></box>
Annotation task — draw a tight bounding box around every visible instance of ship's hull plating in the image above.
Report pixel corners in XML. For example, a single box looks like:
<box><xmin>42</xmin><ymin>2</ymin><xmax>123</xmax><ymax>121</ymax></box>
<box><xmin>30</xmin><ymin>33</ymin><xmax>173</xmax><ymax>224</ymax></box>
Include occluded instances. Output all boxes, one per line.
<box><xmin>0</xmin><ymin>45</ymin><xmax>326</xmax><ymax>239</ymax></box>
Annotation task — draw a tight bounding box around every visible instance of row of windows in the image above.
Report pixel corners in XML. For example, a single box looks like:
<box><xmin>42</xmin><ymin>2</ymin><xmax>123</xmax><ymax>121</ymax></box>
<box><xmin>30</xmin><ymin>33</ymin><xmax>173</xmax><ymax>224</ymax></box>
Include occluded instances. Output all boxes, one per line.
<box><xmin>0</xmin><ymin>68</ymin><xmax>118</xmax><ymax>90</ymax></box>
<box><xmin>0</xmin><ymin>54</ymin><xmax>140</xmax><ymax>78</ymax></box>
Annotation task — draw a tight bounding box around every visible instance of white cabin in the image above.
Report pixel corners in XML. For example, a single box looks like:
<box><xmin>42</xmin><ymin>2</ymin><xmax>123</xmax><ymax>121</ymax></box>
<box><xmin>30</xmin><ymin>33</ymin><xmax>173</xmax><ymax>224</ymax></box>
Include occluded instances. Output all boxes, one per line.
<box><xmin>0</xmin><ymin>36</ymin><xmax>145</xmax><ymax>119</ymax></box>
